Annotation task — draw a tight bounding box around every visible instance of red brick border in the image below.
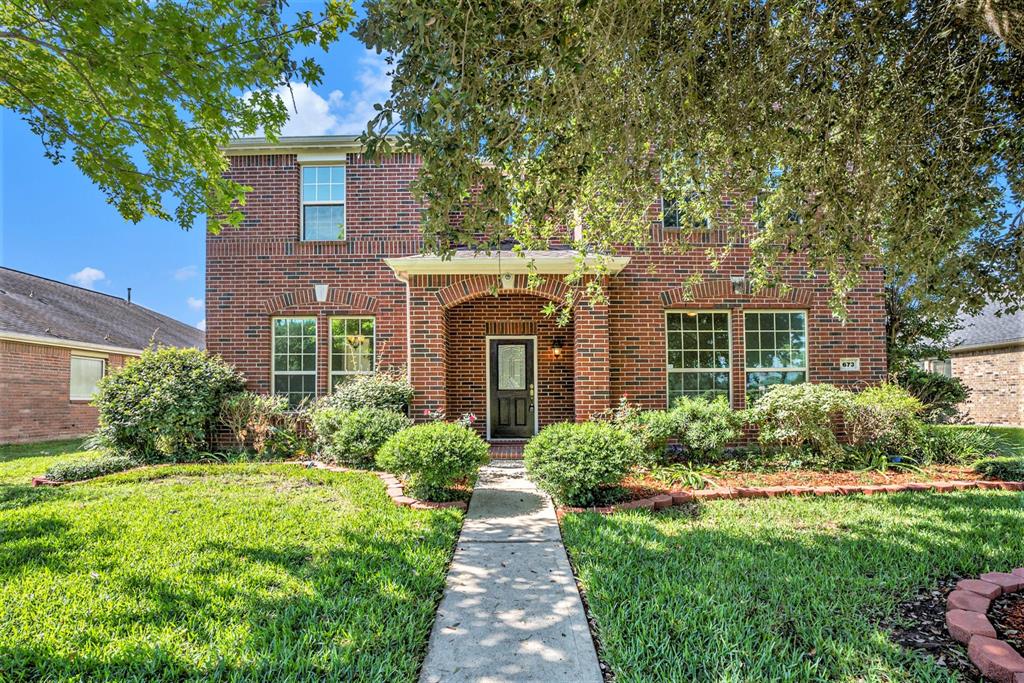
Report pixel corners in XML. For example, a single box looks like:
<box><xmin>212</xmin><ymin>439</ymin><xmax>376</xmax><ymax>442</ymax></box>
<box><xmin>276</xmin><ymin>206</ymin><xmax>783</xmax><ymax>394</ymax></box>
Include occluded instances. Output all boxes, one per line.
<box><xmin>559</xmin><ymin>479</ymin><xmax>1024</xmax><ymax>515</ymax></box>
<box><xmin>32</xmin><ymin>462</ymin><xmax>468</xmax><ymax>512</ymax></box>
<box><xmin>946</xmin><ymin>568</ymin><xmax>1024</xmax><ymax>683</ymax></box>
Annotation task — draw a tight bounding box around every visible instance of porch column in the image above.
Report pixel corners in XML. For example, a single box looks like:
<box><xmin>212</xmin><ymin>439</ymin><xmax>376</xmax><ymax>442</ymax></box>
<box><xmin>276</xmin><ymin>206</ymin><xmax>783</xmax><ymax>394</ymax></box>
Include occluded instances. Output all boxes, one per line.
<box><xmin>408</xmin><ymin>278</ymin><xmax>448</xmax><ymax>420</ymax></box>
<box><xmin>573</xmin><ymin>300</ymin><xmax>612</xmax><ymax>420</ymax></box>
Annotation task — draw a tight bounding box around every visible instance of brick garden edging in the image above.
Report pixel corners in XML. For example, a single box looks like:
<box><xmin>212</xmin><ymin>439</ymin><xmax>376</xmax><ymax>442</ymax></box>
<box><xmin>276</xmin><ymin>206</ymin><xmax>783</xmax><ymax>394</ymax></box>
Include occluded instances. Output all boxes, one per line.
<box><xmin>32</xmin><ymin>461</ymin><xmax>469</xmax><ymax>512</ymax></box>
<box><xmin>559</xmin><ymin>479</ymin><xmax>1024</xmax><ymax>515</ymax></box>
<box><xmin>946</xmin><ymin>568</ymin><xmax>1024</xmax><ymax>683</ymax></box>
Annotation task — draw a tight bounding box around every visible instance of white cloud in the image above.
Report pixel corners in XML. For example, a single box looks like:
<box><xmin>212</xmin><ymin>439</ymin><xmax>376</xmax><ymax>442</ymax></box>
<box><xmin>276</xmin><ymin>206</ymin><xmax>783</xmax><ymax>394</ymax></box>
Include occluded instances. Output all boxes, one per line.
<box><xmin>196</xmin><ymin>319</ymin><xmax>206</xmax><ymax>332</ymax></box>
<box><xmin>174</xmin><ymin>265</ymin><xmax>198</xmax><ymax>281</ymax></box>
<box><xmin>69</xmin><ymin>267</ymin><xmax>106</xmax><ymax>289</ymax></box>
<box><xmin>260</xmin><ymin>50</ymin><xmax>394</xmax><ymax>137</ymax></box>
<box><xmin>187</xmin><ymin>296</ymin><xmax>204</xmax><ymax>311</ymax></box>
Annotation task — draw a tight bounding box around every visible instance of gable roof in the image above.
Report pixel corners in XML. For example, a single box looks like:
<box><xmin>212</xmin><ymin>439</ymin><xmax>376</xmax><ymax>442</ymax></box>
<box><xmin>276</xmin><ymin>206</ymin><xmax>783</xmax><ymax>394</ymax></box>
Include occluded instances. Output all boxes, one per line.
<box><xmin>0</xmin><ymin>267</ymin><xmax>205</xmax><ymax>352</ymax></box>
<box><xmin>948</xmin><ymin>302</ymin><xmax>1024</xmax><ymax>350</ymax></box>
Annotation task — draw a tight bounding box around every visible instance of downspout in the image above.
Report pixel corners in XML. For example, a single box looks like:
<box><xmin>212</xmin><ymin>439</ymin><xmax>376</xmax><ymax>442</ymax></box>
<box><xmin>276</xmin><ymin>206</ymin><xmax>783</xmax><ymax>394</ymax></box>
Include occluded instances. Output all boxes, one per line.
<box><xmin>393</xmin><ymin>270</ymin><xmax>413</xmax><ymax>381</ymax></box>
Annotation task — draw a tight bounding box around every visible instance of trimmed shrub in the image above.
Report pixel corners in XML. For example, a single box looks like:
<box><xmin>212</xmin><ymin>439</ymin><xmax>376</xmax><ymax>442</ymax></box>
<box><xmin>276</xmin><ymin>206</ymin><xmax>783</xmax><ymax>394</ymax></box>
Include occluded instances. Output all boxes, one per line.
<box><xmin>924</xmin><ymin>425</ymin><xmax>999</xmax><ymax>465</ymax></box>
<box><xmin>376</xmin><ymin>422</ymin><xmax>489</xmax><ymax>500</ymax></box>
<box><xmin>45</xmin><ymin>454</ymin><xmax>136</xmax><ymax>482</ymax></box>
<box><xmin>592</xmin><ymin>398</ymin><xmax>675</xmax><ymax>466</ymax></box>
<box><xmin>318</xmin><ymin>370</ymin><xmax>414</xmax><ymax>414</ymax></box>
<box><xmin>896</xmin><ymin>366</ymin><xmax>969</xmax><ymax>424</ymax></box>
<box><xmin>670</xmin><ymin>395</ymin><xmax>744</xmax><ymax>463</ymax></box>
<box><xmin>844</xmin><ymin>384</ymin><xmax>925</xmax><ymax>458</ymax></box>
<box><xmin>311</xmin><ymin>407</ymin><xmax>412</xmax><ymax>467</ymax></box>
<box><xmin>219</xmin><ymin>392</ymin><xmax>299</xmax><ymax>459</ymax></box>
<box><xmin>524</xmin><ymin>422</ymin><xmax>640</xmax><ymax>506</ymax></box>
<box><xmin>91</xmin><ymin>347</ymin><xmax>244</xmax><ymax>461</ymax></box>
<box><xmin>974</xmin><ymin>456</ymin><xmax>1024</xmax><ymax>481</ymax></box>
<box><xmin>747</xmin><ymin>383</ymin><xmax>852</xmax><ymax>459</ymax></box>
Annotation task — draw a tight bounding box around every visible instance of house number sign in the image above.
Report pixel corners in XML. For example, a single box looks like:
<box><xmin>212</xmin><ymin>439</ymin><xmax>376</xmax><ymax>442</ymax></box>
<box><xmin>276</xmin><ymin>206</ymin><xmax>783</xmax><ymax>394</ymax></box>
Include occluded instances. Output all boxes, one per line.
<box><xmin>839</xmin><ymin>357</ymin><xmax>860</xmax><ymax>372</ymax></box>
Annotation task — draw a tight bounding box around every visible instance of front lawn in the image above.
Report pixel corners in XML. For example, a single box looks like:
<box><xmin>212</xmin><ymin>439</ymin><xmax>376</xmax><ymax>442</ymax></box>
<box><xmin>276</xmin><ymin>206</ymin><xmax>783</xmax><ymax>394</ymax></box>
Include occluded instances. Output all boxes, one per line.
<box><xmin>562</xmin><ymin>492</ymin><xmax>1024</xmax><ymax>682</ymax></box>
<box><xmin>0</xmin><ymin>450</ymin><xmax>461</xmax><ymax>681</ymax></box>
<box><xmin>0</xmin><ymin>438</ymin><xmax>103</xmax><ymax>485</ymax></box>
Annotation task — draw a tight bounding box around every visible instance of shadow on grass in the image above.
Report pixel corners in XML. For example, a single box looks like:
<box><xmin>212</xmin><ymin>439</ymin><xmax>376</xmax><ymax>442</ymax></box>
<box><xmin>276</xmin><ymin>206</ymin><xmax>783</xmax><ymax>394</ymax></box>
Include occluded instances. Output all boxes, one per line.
<box><xmin>0</xmin><ymin>471</ymin><xmax>461</xmax><ymax>682</ymax></box>
<box><xmin>562</xmin><ymin>491</ymin><xmax>1024</xmax><ymax>682</ymax></box>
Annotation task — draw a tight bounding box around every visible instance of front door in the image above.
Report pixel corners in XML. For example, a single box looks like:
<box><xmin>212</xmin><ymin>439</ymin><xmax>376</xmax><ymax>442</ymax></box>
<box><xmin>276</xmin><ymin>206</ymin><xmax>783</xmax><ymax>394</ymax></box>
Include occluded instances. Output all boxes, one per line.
<box><xmin>489</xmin><ymin>338</ymin><xmax>535</xmax><ymax>439</ymax></box>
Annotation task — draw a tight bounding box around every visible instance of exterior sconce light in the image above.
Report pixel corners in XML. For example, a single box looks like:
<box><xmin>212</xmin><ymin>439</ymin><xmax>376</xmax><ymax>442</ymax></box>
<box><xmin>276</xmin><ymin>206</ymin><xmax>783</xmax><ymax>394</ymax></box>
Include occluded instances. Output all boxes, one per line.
<box><xmin>730</xmin><ymin>275</ymin><xmax>746</xmax><ymax>295</ymax></box>
<box><xmin>552</xmin><ymin>338</ymin><xmax>564</xmax><ymax>357</ymax></box>
<box><xmin>314</xmin><ymin>283</ymin><xmax>329</xmax><ymax>302</ymax></box>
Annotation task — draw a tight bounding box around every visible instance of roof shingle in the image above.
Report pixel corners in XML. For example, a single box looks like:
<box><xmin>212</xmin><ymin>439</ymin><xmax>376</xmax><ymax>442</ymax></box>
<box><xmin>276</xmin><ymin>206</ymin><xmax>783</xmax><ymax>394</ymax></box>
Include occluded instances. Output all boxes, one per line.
<box><xmin>949</xmin><ymin>302</ymin><xmax>1024</xmax><ymax>350</ymax></box>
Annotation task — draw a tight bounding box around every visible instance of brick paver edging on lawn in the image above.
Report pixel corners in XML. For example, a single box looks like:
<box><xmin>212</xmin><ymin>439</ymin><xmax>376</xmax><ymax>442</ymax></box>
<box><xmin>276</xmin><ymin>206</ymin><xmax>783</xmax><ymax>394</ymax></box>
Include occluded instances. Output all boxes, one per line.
<box><xmin>32</xmin><ymin>460</ymin><xmax>468</xmax><ymax>512</ymax></box>
<box><xmin>946</xmin><ymin>568</ymin><xmax>1024</xmax><ymax>683</ymax></box>
<box><xmin>558</xmin><ymin>479</ymin><xmax>1024</xmax><ymax>515</ymax></box>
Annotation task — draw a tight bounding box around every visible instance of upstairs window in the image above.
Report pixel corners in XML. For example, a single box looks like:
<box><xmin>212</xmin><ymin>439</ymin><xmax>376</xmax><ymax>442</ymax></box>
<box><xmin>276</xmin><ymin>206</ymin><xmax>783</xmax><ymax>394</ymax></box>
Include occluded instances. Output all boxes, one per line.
<box><xmin>70</xmin><ymin>356</ymin><xmax>105</xmax><ymax>400</ymax></box>
<box><xmin>661</xmin><ymin>192</ymin><xmax>709</xmax><ymax>230</ymax></box>
<box><xmin>272</xmin><ymin>317</ymin><xmax>317</xmax><ymax>408</ymax></box>
<box><xmin>302</xmin><ymin>165</ymin><xmax>345</xmax><ymax>241</ymax></box>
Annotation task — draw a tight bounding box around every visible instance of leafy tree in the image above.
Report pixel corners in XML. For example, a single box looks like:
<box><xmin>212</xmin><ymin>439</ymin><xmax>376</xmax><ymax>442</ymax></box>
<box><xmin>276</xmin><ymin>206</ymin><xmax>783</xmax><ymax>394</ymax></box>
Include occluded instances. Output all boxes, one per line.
<box><xmin>357</xmin><ymin>0</ymin><xmax>1023</xmax><ymax>313</ymax></box>
<box><xmin>0</xmin><ymin>0</ymin><xmax>352</xmax><ymax>230</ymax></box>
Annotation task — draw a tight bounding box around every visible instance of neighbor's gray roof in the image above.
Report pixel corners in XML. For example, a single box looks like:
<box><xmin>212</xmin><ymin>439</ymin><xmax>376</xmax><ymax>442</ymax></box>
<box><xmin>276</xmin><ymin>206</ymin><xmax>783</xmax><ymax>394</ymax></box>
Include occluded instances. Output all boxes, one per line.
<box><xmin>949</xmin><ymin>302</ymin><xmax>1024</xmax><ymax>350</ymax></box>
<box><xmin>0</xmin><ymin>267</ymin><xmax>205</xmax><ymax>351</ymax></box>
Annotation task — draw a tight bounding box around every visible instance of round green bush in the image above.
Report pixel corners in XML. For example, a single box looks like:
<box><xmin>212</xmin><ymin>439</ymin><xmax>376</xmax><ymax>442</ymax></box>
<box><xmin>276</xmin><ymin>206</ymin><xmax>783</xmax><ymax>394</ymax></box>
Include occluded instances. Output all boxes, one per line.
<box><xmin>670</xmin><ymin>395</ymin><xmax>744</xmax><ymax>462</ymax></box>
<box><xmin>974</xmin><ymin>456</ymin><xmax>1024</xmax><ymax>481</ymax></box>
<box><xmin>311</xmin><ymin>407</ymin><xmax>412</xmax><ymax>467</ymax></box>
<box><xmin>844</xmin><ymin>383</ymin><xmax>925</xmax><ymax>459</ymax></box>
<box><xmin>747</xmin><ymin>383</ymin><xmax>852</xmax><ymax>460</ymax></box>
<box><xmin>91</xmin><ymin>347</ymin><xmax>244</xmax><ymax>461</ymax></box>
<box><xmin>317</xmin><ymin>370</ymin><xmax>414</xmax><ymax>413</ymax></box>
<box><xmin>375</xmin><ymin>422</ymin><xmax>489</xmax><ymax>500</ymax></box>
<box><xmin>524</xmin><ymin>422</ymin><xmax>639</xmax><ymax>506</ymax></box>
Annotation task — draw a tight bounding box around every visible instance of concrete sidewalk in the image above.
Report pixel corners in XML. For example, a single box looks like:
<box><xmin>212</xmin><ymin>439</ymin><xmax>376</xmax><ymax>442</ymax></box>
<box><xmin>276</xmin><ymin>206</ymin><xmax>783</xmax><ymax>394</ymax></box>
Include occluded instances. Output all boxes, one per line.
<box><xmin>418</xmin><ymin>461</ymin><xmax>603</xmax><ymax>683</ymax></box>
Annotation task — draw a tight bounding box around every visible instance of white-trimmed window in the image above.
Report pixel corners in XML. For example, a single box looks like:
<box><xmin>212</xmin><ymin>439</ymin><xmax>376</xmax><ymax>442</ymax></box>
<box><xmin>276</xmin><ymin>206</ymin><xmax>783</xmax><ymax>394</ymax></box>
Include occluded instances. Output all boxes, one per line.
<box><xmin>666</xmin><ymin>311</ymin><xmax>731</xmax><ymax>406</ymax></box>
<box><xmin>330</xmin><ymin>317</ymin><xmax>375</xmax><ymax>390</ymax></box>
<box><xmin>301</xmin><ymin>165</ymin><xmax>345</xmax><ymax>241</ymax></box>
<box><xmin>272</xmin><ymin>317</ymin><xmax>317</xmax><ymax>407</ymax></box>
<box><xmin>661</xmin><ymin>192</ymin><xmax>709</xmax><ymax>230</ymax></box>
<box><xmin>70</xmin><ymin>356</ymin><xmax>105</xmax><ymax>400</ymax></box>
<box><xmin>744</xmin><ymin>311</ymin><xmax>808</xmax><ymax>402</ymax></box>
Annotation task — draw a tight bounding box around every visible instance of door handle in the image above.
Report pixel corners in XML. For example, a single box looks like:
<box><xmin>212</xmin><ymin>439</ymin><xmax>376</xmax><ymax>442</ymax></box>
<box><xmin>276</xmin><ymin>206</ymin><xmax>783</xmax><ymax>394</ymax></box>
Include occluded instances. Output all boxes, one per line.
<box><xmin>528</xmin><ymin>383</ymin><xmax>534</xmax><ymax>398</ymax></box>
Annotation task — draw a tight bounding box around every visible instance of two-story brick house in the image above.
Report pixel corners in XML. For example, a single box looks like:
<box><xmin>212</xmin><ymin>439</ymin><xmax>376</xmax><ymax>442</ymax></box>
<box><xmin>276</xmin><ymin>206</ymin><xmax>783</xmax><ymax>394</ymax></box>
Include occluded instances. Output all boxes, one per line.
<box><xmin>208</xmin><ymin>135</ymin><xmax>886</xmax><ymax>441</ymax></box>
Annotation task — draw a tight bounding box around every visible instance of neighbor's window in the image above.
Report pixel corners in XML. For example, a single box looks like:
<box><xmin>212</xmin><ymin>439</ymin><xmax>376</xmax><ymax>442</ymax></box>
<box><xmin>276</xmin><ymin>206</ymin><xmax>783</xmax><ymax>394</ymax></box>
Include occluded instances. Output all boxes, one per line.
<box><xmin>330</xmin><ymin>317</ymin><xmax>375</xmax><ymax>390</ymax></box>
<box><xmin>666</xmin><ymin>311</ymin><xmax>730</xmax><ymax>406</ymax></box>
<box><xmin>70</xmin><ymin>356</ymin><xmax>105</xmax><ymax>400</ymax></box>
<box><xmin>272</xmin><ymin>317</ymin><xmax>317</xmax><ymax>407</ymax></box>
<box><xmin>744</xmin><ymin>311</ymin><xmax>807</xmax><ymax>402</ymax></box>
<box><xmin>302</xmin><ymin>165</ymin><xmax>345</xmax><ymax>241</ymax></box>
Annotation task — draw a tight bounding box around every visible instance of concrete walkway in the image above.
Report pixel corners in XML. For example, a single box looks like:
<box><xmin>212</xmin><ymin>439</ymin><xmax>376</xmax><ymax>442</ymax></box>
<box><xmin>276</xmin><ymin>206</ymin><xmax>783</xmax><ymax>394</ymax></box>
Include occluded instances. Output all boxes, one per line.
<box><xmin>418</xmin><ymin>460</ymin><xmax>603</xmax><ymax>683</ymax></box>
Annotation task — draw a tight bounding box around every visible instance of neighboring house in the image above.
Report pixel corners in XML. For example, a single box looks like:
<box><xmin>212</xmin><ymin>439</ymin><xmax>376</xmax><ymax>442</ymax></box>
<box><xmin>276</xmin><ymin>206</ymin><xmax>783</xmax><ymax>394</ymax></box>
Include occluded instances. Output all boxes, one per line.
<box><xmin>945</xmin><ymin>303</ymin><xmax>1024</xmax><ymax>426</ymax></box>
<box><xmin>208</xmin><ymin>136</ymin><xmax>887</xmax><ymax>440</ymax></box>
<box><xmin>0</xmin><ymin>268</ymin><xmax>205</xmax><ymax>444</ymax></box>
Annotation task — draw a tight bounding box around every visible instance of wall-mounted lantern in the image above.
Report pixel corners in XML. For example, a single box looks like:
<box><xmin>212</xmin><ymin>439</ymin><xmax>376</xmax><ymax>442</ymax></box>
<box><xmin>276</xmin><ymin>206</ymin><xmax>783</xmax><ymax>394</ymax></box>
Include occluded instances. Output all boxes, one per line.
<box><xmin>552</xmin><ymin>338</ymin><xmax>564</xmax><ymax>357</ymax></box>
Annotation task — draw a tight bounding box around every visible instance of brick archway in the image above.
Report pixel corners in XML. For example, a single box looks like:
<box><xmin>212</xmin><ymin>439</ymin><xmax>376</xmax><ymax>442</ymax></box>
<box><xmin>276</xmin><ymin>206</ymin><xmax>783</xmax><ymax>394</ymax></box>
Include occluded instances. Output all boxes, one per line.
<box><xmin>658</xmin><ymin>280</ymin><xmax>814</xmax><ymax>307</ymax></box>
<box><xmin>435</xmin><ymin>274</ymin><xmax>571</xmax><ymax>310</ymax></box>
<box><xmin>261</xmin><ymin>287</ymin><xmax>379</xmax><ymax>314</ymax></box>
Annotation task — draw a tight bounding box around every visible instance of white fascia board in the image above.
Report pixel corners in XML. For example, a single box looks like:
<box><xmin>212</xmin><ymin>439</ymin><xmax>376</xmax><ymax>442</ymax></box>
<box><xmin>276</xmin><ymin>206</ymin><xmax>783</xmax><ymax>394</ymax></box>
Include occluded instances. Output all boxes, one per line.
<box><xmin>383</xmin><ymin>253</ymin><xmax>631</xmax><ymax>276</ymax></box>
<box><xmin>0</xmin><ymin>331</ymin><xmax>144</xmax><ymax>356</ymax></box>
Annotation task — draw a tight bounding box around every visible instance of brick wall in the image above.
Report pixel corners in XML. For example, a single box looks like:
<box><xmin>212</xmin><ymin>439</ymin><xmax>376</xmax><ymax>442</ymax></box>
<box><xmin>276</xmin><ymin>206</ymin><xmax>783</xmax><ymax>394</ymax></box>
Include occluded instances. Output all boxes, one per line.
<box><xmin>952</xmin><ymin>345</ymin><xmax>1024</xmax><ymax>426</ymax></box>
<box><xmin>209</xmin><ymin>150</ymin><xmax>888</xmax><ymax>429</ymax></box>
<box><xmin>0</xmin><ymin>340</ymin><xmax>129</xmax><ymax>444</ymax></box>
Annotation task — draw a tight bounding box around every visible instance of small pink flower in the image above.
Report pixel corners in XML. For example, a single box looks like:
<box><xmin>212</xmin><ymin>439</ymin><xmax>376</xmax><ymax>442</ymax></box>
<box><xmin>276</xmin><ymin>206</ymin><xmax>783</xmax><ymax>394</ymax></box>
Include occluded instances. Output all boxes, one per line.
<box><xmin>423</xmin><ymin>409</ymin><xmax>430</xmax><ymax>415</ymax></box>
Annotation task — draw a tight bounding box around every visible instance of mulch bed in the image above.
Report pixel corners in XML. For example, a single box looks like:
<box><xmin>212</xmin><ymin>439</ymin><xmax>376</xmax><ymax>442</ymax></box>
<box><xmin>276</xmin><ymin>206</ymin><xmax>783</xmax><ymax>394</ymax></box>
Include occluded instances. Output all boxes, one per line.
<box><xmin>990</xmin><ymin>590</ymin><xmax>1024</xmax><ymax>655</ymax></box>
<box><xmin>885</xmin><ymin>577</ymin><xmax>982</xmax><ymax>681</ymax></box>
<box><xmin>617</xmin><ymin>466</ymin><xmax>980</xmax><ymax>502</ymax></box>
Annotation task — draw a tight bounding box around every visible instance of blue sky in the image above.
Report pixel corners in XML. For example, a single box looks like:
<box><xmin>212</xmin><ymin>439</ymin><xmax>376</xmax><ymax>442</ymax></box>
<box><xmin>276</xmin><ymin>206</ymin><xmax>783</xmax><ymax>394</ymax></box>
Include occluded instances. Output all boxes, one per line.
<box><xmin>0</xmin><ymin>10</ymin><xmax>386</xmax><ymax>331</ymax></box>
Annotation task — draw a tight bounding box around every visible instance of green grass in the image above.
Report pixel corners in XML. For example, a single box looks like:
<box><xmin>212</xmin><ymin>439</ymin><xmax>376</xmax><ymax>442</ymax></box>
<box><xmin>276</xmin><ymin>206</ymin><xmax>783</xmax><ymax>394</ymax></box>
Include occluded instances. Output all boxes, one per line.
<box><xmin>0</xmin><ymin>438</ymin><xmax>104</xmax><ymax>485</ymax></box>
<box><xmin>0</xmin><ymin>444</ymin><xmax>462</xmax><ymax>682</ymax></box>
<box><xmin>563</xmin><ymin>492</ymin><xmax>1024</xmax><ymax>682</ymax></box>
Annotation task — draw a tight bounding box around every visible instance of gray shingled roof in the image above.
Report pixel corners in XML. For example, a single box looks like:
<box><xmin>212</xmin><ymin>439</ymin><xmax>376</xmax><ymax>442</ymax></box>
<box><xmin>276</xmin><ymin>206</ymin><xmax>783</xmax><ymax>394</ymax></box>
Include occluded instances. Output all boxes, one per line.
<box><xmin>948</xmin><ymin>302</ymin><xmax>1024</xmax><ymax>350</ymax></box>
<box><xmin>0</xmin><ymin>267</ymin><xmax>205</xmax><ymax>351</ymax></box>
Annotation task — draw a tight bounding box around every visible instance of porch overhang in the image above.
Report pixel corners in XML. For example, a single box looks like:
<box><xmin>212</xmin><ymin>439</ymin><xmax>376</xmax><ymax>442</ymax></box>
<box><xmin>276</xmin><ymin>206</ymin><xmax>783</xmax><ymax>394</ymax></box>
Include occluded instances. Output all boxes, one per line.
<box><xmin>384</xmin><ymin>249</ymin><xmax>631</xmax><ymax>278</ymax></box>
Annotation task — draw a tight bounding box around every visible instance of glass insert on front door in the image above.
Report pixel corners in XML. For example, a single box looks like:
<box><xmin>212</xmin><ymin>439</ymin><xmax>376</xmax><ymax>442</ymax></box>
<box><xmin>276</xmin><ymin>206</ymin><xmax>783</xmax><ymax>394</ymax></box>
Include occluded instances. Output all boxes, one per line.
<box><xmin>497</xmin><ymin>344</ymin><xmax>526</xmax><ymax>390</ymax></box>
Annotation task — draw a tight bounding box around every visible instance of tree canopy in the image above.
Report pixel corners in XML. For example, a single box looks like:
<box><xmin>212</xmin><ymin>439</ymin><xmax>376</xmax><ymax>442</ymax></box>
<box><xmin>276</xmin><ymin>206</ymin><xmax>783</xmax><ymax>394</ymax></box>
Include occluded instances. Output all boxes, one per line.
<box><xmin>357</xmin><ymin>0</ymin><xmax>1023</xmax><ymax>314</ymax></box>
<box><xmin>1</xmin><ymin>0</ymin><xmax>351</xmax><ymax>231</ymax></box>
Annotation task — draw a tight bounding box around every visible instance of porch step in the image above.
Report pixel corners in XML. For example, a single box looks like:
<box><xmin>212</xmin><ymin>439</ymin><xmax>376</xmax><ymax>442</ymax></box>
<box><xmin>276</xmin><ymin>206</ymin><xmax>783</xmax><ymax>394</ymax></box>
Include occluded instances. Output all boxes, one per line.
<box><xmin>488</xmin><ymin>441</ymin><xmax>526</xmax><ymax>460</ymax></box>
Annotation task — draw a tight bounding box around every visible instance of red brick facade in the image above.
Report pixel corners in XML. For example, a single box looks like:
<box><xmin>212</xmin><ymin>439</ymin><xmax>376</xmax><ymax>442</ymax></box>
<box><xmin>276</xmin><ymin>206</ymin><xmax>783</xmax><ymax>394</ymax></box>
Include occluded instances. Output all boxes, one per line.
<box><xmin>208</xmin><ymin>146</ymin><xmax>887</xmax><ymax>437</ymax></box>
<box><xmin>0</xmin><ymin>340</ymin><xmax>129</xmax><ymax>444</ymax></box>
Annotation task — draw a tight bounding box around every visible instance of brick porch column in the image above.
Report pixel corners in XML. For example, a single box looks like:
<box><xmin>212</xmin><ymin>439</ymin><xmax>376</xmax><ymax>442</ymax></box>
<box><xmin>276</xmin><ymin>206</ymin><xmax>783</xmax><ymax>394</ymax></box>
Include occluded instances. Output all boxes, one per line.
<box><xmin>409</xmin><ymin>278</ymin><xmax>448</xmax><ymax>420</ymax></box>
<box><xmin>573</xmin><ymin>301</ymin><xmax>612</xmax><ymax>420</ymax></box>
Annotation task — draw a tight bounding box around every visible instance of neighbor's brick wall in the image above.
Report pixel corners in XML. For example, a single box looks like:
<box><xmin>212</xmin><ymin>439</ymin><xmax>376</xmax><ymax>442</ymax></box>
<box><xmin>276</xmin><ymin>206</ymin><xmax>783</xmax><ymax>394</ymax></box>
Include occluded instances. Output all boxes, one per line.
<box><xmin>209</xmin><ymin>151</ymin><xmax>888</xmax><ymax>424</ymax></box>
<box><xmin>952</xmin><ymin>345</ymin><xmax>1024</xmax><ymax>426</ymax></box>
<box><xmin>0</xmin><ymin>340</ymin><xmax>129</xmax><ymax>444</ymax></box>
<box><xmin>445</xmin><ymin>292</ymin><xmax>575</xmax><ymax>435</ymax></box>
